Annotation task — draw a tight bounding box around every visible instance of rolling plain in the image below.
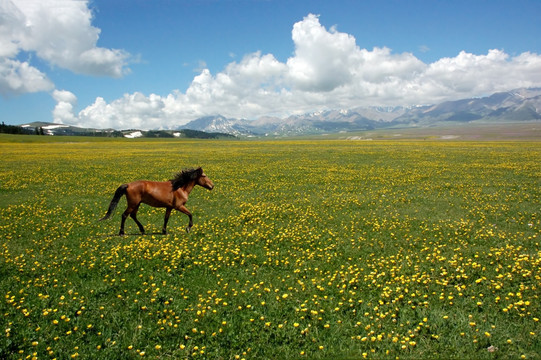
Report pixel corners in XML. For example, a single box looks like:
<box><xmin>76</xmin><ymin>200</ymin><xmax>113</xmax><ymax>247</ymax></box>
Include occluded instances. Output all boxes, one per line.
<box><xmin>0</xmin><ymin>134</ymin><xmax>540</xmax><ymax>359</ymax></box>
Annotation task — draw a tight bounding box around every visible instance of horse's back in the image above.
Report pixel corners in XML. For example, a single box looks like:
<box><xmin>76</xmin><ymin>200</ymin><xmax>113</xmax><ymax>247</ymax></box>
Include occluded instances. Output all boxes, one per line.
<box><xmin>126</xmin><ymin>180</ymin><xmax>174</xmax><ymax>207</ymax></box>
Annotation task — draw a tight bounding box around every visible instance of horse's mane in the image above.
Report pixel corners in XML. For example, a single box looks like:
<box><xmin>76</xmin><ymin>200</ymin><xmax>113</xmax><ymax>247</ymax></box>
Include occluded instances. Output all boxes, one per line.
<box><xmin>170</xmin><ymin>167</ymin><xmax>203</xmax><ymax>190</ymax></box>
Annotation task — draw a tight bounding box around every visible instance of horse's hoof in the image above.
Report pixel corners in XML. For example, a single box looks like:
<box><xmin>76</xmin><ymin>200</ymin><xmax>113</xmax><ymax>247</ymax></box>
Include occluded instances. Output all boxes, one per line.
<box><xmin>162</xmin><ymin>230</ymin><xmax>168</xmax><ymax>235</ymax></box>
<box><xmin>185</xmin><ymin>227</ymin><xmax>191</xmax><ymax>233</ymax></box>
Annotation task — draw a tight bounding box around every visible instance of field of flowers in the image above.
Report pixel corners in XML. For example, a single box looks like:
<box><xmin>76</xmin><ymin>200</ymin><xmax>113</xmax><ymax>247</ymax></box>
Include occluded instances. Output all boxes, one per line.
<box><xmin>0</xmin><ymin>135</ymin><xmax>540</xmax><ymax>359</ymax></box>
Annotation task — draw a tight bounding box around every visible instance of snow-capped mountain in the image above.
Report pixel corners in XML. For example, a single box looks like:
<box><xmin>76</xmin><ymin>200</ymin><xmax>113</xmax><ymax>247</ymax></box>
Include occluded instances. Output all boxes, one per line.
<box><xmin>177</xmin><ymin>115</ymin><xmax>249</xmax><ymax>136</ymax></box>
<box><xmin>179</xmin><ymin>108</ymin><xmax>407</xmax><ymax>136</ymax></box>
<box><xmin>395</xmin><ymin>88</ymin><xmax>541</xmax><ymax>125</ymax></box>
<box><xmin>179</xmin><ymin>88</ymin><xmax>541</xmax><ymax>136</ymax></box>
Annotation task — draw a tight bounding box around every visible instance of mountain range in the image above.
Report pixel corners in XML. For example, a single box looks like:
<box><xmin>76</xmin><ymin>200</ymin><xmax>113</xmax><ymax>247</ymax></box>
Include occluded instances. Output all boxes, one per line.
<box><xmin>15</xmin><ymin>88</ymin><xmax>541</xmax><ymax>137</ymax></box>
<box><xmin>179</xmin><ymin>88</ymin><xmax>541</xmax><ymax>136</ymax></box>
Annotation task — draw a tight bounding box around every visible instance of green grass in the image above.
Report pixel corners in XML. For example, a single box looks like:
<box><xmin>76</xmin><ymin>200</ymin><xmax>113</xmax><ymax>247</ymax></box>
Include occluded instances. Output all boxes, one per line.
<box><xmin>0</xmin><ymin>137</ymin><xmax>540</xmax><ymax>359</ymax></box>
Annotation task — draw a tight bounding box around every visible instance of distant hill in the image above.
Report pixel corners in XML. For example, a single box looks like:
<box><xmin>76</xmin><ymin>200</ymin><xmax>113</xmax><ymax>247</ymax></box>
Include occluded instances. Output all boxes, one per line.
<box><xmin>19</xmin><ymin>122</ymin><xmax>124</xmax><ymax>137</ymax></box>
<box><xmin>15</xmin><ymin>122</ymin><xmax>235</xmax><ymax>139</ymax></box>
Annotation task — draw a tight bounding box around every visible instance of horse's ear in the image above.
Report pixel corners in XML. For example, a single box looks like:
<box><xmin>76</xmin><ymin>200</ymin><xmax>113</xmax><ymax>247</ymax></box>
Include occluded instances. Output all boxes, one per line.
<box><xmin>196</xmin><ymin>167</ymin><xmax>203</xmax><ymax>177</ymax></box>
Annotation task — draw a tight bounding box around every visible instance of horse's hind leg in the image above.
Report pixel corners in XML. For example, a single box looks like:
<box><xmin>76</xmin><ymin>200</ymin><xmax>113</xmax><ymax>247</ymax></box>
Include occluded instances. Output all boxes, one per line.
<box><xmin>131</xmin><ymin>204</ymin><xmax>145</xmax><ymax>234</ymax></box>
<box><xmin>120</xmin><ymin>209</ymin><xmax>130</xmax><ymax>236</ymax></box>
<box><xmin>119</xmin><ymin>204</ymin><xmax>143</xmax><ymax>235</ymax></box>
<box><xmin>162</xmin><ymin>208</ymin><xmax>172</xmax><ymax>235</ymax></box>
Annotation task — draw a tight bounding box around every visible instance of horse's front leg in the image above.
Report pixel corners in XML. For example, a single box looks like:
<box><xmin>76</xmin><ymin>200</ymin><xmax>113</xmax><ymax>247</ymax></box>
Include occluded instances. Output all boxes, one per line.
<box><xmin>162</xmin><ymin>207</ymin><xmax>172</xmax><ymax>235</ymax></box>
<box><xmin>178</xmin><ymin>205</ymin><xmax>193</xmax><ymax>233</ymax></box>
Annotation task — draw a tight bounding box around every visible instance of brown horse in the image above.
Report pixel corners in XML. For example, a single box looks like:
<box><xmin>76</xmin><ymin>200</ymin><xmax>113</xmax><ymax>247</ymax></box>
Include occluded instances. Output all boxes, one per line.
<box><xmin>100</xmin><ymin>167</ymin><xmax>214</xmax><ymax>235</ymax></box>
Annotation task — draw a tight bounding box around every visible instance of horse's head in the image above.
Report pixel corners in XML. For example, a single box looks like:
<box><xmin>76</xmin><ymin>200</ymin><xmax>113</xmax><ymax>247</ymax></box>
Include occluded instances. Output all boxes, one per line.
<box><xmin>196</xmin><ymin>167</ymin><xmax>214</xmax><ymax>190</ymax></box>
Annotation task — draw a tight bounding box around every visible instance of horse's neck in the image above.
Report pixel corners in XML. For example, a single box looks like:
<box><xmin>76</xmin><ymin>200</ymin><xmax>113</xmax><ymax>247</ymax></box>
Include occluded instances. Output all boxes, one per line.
<box><xmin>180</xmin><ymin>180</ymin><xmax>196</xmax><ymax>195</ymax></box>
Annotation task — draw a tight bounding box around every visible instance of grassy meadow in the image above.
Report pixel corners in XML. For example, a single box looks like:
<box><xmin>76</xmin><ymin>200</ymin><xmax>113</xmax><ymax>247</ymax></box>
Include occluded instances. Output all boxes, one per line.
<box><xmin>0</xmin><ymin>135</ymin><xmax>540</xmax><ymax>359</ymax></box>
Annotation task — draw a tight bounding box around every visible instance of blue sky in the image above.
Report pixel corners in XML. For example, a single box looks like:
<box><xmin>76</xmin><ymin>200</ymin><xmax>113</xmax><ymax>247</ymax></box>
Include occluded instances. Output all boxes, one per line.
<box><xmin>2</xmin><ymin>0</ymin><xmax>541</xmax><ymax>129</ymax></box>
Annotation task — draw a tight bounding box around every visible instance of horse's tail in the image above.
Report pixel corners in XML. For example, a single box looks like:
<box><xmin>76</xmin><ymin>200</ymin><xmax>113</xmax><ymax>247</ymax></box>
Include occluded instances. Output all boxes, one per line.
<box><xmin>99</xmin><ymin>184</ymin><xmax>128</xmax><ymax>221</ymax></box>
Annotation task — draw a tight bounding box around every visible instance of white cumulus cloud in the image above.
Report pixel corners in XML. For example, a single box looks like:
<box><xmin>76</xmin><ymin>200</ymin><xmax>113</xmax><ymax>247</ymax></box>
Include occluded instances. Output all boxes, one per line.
<box><xmin>287</xmin><ymin>14</ymin><xmax>361</xmax><ymax>92</ymax></box>
<box><xmin>41</xmin><ymin>13</ymin><xmax>541</xmax><ymax>129</ymax></box>
<box><xmin>52</xmin><ymin>89</ymin><xmax>77</xmax><ymax>124</ymax></box>
<box><xmin>0</xmin><ymin>0</ymin><xmax>130</xmax><ymax>96</ymax></box>
<box><xmin>0</xmin><ymin>57</ymin><xmax>53</xmax><ymax>95</ymax></box>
